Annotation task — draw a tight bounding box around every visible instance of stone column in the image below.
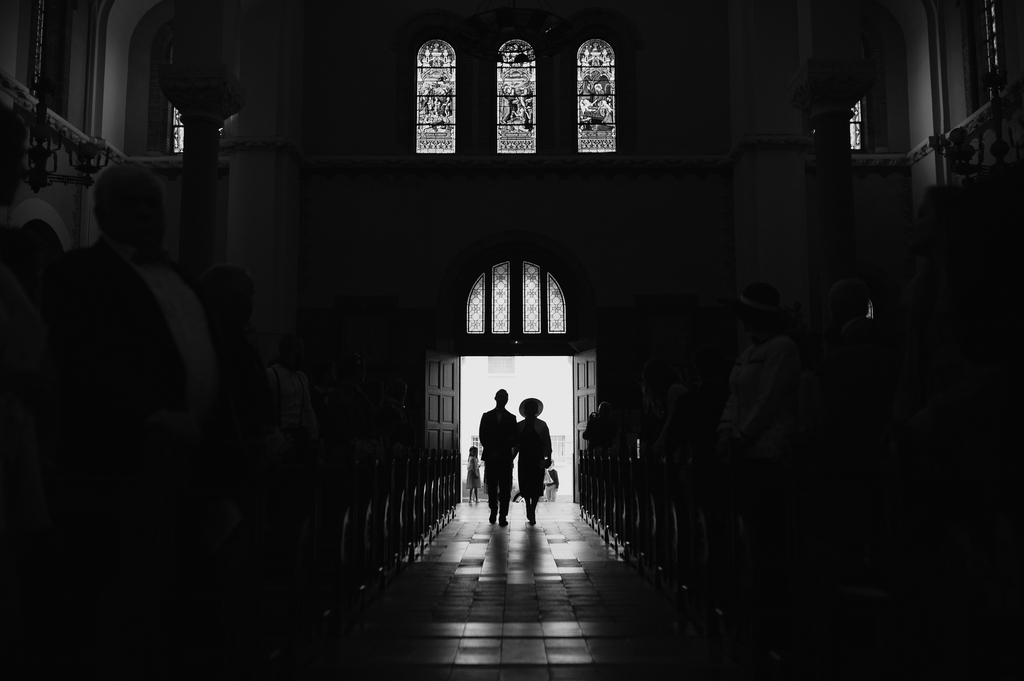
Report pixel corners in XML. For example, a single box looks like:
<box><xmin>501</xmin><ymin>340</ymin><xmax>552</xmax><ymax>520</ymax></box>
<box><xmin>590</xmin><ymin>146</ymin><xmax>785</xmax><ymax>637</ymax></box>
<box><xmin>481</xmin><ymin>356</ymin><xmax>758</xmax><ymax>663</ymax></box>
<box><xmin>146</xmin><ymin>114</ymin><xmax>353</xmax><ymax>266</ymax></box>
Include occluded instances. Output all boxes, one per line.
<box><xmin>159</xmin><ymin>63</ymin><xmax>244</xmax><ymax>276</ymax></box>
<box><xmin>789</xmin><ymin>59</ymin><xmax>874</xmax><ymax>313</ymax></box>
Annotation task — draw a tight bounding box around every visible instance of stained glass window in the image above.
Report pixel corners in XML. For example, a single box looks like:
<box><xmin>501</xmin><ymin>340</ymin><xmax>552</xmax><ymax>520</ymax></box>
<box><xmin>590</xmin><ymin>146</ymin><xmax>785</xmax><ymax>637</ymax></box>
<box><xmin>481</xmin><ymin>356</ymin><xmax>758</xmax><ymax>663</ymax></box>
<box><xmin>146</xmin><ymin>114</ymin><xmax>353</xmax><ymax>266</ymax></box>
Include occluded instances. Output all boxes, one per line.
<box><xmin>849</xmin><ymin>100</ymin><xmax>863</xmax><ymax>150</ymax></box>
<box><xmin>172</xmin><ymin>107</ymin><xmax>185</xmax><ymax>153</ymax></box>
<box><xmin>577</xmin><ymin>39</ymin><xmax>616</xmax><ymax>153</ymax></box>
<box><xmin>416</xmin><ymin>40</ymin><xmax>456</xmax><ymax>154</ymax></box>
<box><xmin>984</xmin><ymin>0</ymin><xmax>1001</xmax><ymax>71</ymax></box>
<box><xmin>867</xmin><ymin>299</ymin><xmax>874</xmax><ymax>319</ymax></box>
<box><xmin>497</xmin><ymin>40</ymin><xmax>536</xmax><ymax>154</ymax></box>
<box><xmin>492</xmin><ymin>262</ymin><xmax>510</xmax><ymax>333</ymax></box>
<box><xmin>32</xmin><ymin>0</ymin><xmax>46</xmax><ymax>86</ymax></box>
<box><xmin>523</xmin><ymin>262</ymin><xmax>540</xmax><ymax>333</ymax></box>
<box><xmin>465</xmin><ymin>262</ymin><xmax>568</xmax><ymax>335</ymax></box>
<box><xmin>548</xmin><ymin>273</ymin><xmax>565</xmax><ymax>334</ymax></box>
<box><xmin>467</xmin><ymin>273</ymin><xmax>485</xmax><ymax>334</ymax></box>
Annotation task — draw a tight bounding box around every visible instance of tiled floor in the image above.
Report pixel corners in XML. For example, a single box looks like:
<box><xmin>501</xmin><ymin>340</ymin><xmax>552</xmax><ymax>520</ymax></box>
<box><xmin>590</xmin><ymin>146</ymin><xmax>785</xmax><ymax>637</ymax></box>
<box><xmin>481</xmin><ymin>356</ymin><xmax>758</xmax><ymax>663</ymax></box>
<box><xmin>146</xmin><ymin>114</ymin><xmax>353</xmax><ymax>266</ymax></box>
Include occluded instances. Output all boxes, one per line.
<box><xmin>301</xmin><ymin>501</ymin><xmax>747</xmax><ymax>681</ymax></box>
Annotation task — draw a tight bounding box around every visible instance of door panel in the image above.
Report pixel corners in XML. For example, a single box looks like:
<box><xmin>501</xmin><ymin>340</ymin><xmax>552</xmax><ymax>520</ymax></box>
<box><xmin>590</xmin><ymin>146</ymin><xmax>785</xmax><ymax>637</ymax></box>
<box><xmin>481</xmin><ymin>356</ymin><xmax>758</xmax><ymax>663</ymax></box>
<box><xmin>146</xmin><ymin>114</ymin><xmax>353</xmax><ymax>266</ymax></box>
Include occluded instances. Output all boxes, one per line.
<box><xmin>573</xmin><ymin>349</ymin><xmax>597</xmax><ymax>503</ymax></box>
<box><xmin>425</xmin><ymin>350</ymin><xmax>460</xmax><ymax>454</ymax></box>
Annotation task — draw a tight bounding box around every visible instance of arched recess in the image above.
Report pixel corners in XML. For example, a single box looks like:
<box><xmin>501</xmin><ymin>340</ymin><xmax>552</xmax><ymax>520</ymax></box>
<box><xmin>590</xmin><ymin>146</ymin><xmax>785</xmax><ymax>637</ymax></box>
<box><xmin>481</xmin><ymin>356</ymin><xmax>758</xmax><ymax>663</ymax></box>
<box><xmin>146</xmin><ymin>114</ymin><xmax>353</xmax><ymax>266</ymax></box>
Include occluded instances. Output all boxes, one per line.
<box><xmin>560</xmin><ymin>8</ymin><xmax>642</xmax><ymax>154</ymax></box>
<box><xmin>98</xmin><ymin>0</ymin><xmax>165</xmax><ymax>150</ymax></box>
<box><xmin>392</xmin><ymin>10</ymin><xmax>469</xmax><ymax>154</ymax></box>
<box><xmin>10</xmin><ymin>198</ymin><xmax>71</xmax><ymax>252</ymax></box>
<box><xmin>436</xmin><ymin>230</ymin><xmax>597</xmax><ymax>355</ymax></box>
<box><xmin>123</xmin><ymin>0</ymin><xmax>174</xmax><ymax>156</ymax></box>
<box><xmin>21</xmin><ymin>219</ymin><xmax>65</xmax><ymax>270</ymax></box>
<box><xmin>855</xmin><ymin>260</ymin><xmax>902</xmax><ymax>330</ymax></box>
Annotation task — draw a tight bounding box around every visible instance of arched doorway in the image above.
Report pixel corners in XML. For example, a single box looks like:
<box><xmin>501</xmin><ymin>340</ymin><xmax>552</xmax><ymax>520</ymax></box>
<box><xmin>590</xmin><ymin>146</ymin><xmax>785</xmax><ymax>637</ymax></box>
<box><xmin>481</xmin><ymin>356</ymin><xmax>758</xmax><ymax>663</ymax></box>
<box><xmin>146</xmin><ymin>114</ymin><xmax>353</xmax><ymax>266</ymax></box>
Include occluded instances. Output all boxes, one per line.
<box><xmin>431</xmin><ymin>232</ymin><xmax>598</xmax><ymax>503</ymax></box>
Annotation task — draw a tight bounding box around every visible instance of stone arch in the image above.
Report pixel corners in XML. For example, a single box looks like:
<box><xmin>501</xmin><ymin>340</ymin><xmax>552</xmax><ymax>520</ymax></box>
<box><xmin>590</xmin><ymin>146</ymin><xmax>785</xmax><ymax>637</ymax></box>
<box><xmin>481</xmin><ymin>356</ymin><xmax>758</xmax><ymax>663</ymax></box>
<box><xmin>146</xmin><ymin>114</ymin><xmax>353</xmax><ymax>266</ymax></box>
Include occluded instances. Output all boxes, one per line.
<box><xmin>10</xmin><ymin>198</ymin><xmax>71</xmax><ymax>251</ymax></box>
<box><xmin>436</xmin><ymin>230</ymin><xmax>597</xmax><ymax>353</ymax></box>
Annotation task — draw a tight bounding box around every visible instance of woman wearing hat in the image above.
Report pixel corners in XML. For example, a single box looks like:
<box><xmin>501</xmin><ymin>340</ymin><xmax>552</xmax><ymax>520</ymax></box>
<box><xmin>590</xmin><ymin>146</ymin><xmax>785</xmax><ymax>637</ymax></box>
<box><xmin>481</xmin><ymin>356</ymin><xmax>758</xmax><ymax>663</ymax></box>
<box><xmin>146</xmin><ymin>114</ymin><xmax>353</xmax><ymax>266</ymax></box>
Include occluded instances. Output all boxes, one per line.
<box><xmin>716</xmin><ymin>282</ymin><xmax>801</xmax><ymax>460</ymax></box>
<box><xmin>515</xmin><ymin>397</ymin><xmax>552</xmax><ymax>525</ymax></box>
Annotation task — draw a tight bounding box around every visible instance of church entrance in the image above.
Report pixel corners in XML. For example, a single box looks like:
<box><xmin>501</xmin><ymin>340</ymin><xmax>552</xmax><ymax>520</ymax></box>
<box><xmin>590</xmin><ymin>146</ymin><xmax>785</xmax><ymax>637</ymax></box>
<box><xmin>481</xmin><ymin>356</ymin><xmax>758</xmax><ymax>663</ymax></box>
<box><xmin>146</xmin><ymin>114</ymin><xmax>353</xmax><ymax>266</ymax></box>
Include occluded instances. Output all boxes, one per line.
<box><xmin>425</xmin><ymin>349</ymin><xmax>599</xmax><ymax>504</ymax></box>
<box><xmin>460</xmin><ymin>355</ymin><xmax>575</xmax><ymax>503</ymax></box>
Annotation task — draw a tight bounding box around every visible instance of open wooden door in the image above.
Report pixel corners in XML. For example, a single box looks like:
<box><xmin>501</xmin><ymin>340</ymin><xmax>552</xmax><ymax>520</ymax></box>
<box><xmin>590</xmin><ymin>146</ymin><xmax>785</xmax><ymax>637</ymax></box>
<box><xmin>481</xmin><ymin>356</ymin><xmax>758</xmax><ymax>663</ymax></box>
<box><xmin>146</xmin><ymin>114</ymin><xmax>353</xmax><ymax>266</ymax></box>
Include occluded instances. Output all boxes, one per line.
<box><xmin>425</xmin><ymin>350</ymin><xmax>460</xmax><ymax>452</ymax></box>
<box><xmin>573</xmin><ymin>349</ymin><xmax>597</xmax><ymax>503</ymax></box>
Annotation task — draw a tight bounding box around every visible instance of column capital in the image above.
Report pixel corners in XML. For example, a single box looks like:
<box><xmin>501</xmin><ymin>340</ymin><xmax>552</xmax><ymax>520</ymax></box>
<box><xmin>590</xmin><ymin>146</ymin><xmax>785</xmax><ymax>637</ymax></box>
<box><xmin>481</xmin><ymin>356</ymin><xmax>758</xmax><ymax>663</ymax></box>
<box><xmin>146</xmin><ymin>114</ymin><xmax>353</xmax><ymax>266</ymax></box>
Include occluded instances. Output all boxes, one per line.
<box><xmin>788</xmin><ymin>59</ymin><xmax>875</xmax><ymax>122</ymax></box>
<box><xmin>159</xmin><ymin>63</ymin><xmax>245</xmax><ymax>125</ymax></box>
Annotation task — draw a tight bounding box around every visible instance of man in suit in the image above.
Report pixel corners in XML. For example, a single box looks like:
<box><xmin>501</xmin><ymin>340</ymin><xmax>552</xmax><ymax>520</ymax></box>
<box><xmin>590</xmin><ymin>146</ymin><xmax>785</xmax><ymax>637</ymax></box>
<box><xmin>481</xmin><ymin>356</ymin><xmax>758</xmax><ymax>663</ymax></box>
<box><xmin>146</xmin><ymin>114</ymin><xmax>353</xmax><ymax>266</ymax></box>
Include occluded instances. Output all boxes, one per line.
<box><xmin>478</xmin><ymin>389</ymin><xmax>517</xmax><ymax>525</ymax></box>
<box><xmin>40</xmin><ymin>164</ymin><xmax>257</xmax><ymax>677</ymax></box>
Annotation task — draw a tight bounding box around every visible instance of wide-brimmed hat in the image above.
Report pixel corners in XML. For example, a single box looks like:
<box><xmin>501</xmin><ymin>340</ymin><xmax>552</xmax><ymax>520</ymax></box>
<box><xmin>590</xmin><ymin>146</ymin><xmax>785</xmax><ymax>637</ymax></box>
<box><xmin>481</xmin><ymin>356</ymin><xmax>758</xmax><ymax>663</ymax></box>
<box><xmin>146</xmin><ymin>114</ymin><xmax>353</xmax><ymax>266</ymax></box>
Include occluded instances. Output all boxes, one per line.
<box><xmin>719</xmin><ymin>283</ymin><xmax>786</xmax><ymax>328</ymax></box>
<box><xmin>519</xmin><ymin>398</ymin><xmax>544</xmax><ymax>417</ymax></box>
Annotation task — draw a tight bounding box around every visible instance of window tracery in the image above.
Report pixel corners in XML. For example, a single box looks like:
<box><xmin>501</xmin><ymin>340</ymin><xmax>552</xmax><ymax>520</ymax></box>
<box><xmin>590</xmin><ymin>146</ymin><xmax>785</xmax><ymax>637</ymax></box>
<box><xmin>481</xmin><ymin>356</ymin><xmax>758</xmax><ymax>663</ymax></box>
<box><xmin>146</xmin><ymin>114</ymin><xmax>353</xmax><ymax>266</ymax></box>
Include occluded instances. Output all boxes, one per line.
<box><xmin>577</xmin><ymin>39</ymin><xmax>616</xmax><ymax>153</ymax></box>
<box><xmin>464</xmin><ymin>261</ymin><xmax>567</xmax><ymax>336</ymax></box>
<box><xmin>416</xmin><ymin>40</ymin><xmax>456</xmax><ymax>154</ymax></box>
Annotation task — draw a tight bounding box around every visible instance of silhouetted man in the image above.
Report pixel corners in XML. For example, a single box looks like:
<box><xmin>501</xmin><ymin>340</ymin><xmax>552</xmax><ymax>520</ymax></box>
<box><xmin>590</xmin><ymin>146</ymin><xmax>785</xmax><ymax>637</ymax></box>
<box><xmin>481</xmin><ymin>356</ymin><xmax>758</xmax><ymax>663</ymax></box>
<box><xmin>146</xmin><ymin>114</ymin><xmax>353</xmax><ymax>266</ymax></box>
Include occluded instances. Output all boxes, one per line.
<box><xmin>478</xmin><ymin>389</ymin><xmax>517</xmax><ymax>525</ymax></box>
<box><xmin>40</xmin><ymin>164</ymin><xmax>254</xmax><ymax>676</ymax></box>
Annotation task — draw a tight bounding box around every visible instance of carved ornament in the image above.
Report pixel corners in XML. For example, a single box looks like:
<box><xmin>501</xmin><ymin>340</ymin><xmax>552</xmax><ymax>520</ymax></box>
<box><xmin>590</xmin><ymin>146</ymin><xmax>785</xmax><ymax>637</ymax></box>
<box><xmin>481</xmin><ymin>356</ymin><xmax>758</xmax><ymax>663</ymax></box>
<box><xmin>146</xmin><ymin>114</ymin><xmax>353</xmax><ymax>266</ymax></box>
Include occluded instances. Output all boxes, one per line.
<box><xmin>159</xmin><ymin>63</ymin><xmax>245</xmax><ymax>124</ymax></box>
<box><xmin>789</xmin><ymin>59</ymin><xmax>876</xmax><ymax>121</ymax></box>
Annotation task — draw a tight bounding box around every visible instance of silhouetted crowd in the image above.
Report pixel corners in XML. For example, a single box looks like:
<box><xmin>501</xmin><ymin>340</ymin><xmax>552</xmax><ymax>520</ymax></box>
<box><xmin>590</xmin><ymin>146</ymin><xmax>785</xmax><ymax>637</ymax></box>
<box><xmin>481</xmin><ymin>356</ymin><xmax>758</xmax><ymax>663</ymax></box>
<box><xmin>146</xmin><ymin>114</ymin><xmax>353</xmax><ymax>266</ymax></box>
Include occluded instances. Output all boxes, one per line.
<box><xmin>576</xmin><ymin>166</ymin><xmax>1020</xmax><ymax>678</ymax></box>
<box><xmin>0</xmin><ymin>106</ymin><xmax>419</xmax><ymax>679</ymax></box>
<box><xmin>2</xmin><ymin>96</ymin><xmax>1022</xmax><ymax>679</ymax></box>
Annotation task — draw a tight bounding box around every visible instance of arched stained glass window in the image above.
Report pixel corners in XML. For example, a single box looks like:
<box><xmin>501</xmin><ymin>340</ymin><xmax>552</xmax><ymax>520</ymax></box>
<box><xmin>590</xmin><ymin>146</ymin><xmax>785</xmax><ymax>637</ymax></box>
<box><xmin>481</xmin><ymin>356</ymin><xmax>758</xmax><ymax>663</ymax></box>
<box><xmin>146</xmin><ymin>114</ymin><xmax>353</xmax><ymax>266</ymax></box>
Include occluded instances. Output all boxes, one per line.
<box><xmin>416</xmin><ymin>40</ymin><xmax>456</xmax><ymax>154</ymax></box>
<box><xmin>492</xmin><ymin>262</ymin><xmax>511</xmax><ymax>333</ymax></box>
<box><xmin>577</xmin><ymin>39</ymin><xmax>616</xmax><ymax>153</ymax></box>
<box><xmin>497</xmin><ymin>40</ymin><xmax>536</xmax><ymax>154</ymax></box>
<box><xmin>524</xmin><ymin>262</ymin><xmax>540</xmax><ymax>333</ymax></box>
<box><xmin>465</xmin><ymin>261</ymin><xmax>567</xmax><ymax>336</ymax></box>
<box><xmin>548</xmin><ymin>274</ymin><xmax>566</xmax><ymax>333</ymax></box>
<box><xmin>467</xmin><ymin>273</ymin><xmax>485</xmax><ymax>333</ymax></box>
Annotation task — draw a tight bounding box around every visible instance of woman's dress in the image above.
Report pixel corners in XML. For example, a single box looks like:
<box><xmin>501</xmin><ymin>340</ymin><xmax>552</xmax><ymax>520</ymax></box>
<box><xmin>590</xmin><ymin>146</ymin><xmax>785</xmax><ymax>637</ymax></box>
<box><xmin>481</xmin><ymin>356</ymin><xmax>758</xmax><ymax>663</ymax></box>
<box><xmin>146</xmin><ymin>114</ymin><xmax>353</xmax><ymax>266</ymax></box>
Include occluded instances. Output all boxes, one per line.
<box><xmin>517</xmin><ymin>420</ymin><xmax>546</xmax><ymax>499</ymax></box>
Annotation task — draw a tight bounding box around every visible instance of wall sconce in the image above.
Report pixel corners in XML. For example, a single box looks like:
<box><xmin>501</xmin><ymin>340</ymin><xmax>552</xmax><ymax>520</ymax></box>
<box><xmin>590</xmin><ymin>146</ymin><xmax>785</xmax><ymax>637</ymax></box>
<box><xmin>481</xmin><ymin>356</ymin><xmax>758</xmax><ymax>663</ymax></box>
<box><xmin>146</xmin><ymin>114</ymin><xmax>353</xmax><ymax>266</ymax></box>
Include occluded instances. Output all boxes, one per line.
<box><xmin>24</xmin><ymin>77</ymin><xmax>109</xmax><ymax>192</ymax></box>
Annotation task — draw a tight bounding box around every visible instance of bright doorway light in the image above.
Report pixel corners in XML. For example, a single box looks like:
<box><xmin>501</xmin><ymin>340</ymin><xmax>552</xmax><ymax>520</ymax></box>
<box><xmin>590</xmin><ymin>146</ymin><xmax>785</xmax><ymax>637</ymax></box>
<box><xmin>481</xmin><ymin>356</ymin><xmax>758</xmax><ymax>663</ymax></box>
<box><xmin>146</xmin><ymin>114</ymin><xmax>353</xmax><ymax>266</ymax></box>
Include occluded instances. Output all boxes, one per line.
<box><xmin>459</xmin><ymin>355</ymin><xmax>574</xmax><ymax>502</ymax></box>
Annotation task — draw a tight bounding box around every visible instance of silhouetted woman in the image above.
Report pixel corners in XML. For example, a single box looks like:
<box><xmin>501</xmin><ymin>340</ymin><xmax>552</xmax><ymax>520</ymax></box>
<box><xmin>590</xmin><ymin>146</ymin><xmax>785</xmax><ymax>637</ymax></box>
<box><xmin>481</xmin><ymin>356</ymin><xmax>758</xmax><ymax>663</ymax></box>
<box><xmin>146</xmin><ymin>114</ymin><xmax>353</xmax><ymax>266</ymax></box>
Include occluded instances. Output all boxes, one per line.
<box><xmin>516</xmin><ymin>398</ymin><xmax>551</xmax><ymax>526</ymax></box>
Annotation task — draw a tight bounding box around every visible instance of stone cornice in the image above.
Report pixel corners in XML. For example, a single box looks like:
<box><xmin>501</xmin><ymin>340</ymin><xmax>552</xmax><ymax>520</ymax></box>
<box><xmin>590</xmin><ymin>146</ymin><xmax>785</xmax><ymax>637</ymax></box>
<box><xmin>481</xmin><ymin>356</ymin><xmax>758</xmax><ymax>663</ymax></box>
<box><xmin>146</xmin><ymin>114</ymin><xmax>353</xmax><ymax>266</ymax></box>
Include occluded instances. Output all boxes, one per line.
<box><xmin>159</xmin><ymin>63</ymin><xmax>245</xmax><ymax>124</ymax></box>
<box><xmin>728</xmin><ymin>134</ymin><xmax>814</xmax><ymax>162</ymax></box>
<box><xmin>0</xmin><ymin>66</ymin><xmax>128</xmax><ymax>163</ymax></box>
<box><xmin>301</xmin><ymin>154</ymin><xmax>733</xmax><ymax>170</ymax></box>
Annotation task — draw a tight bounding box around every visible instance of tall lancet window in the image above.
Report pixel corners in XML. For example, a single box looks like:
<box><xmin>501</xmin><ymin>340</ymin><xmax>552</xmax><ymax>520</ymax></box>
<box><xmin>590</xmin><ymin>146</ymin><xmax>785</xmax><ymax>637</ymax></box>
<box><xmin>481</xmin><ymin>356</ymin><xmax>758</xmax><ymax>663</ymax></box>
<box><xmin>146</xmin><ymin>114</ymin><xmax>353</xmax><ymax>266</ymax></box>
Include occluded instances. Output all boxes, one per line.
<box><xmin>523</xmin><ymin>262</ymin><xmax>541</xmax><ymax>333</ymax></box>
<box><xmin>491</xmin><ymin>261</ymin><xmax>511</xmax><ymax>333</ymax></box>
<box><xmin>416</xmin><ymin>40</ymin><xmax>456</xmax><ymax>153</ymax></box>
<box><xmin>577</xmin><ymin>39</ymin><xmax>616</xmax><ymax>153</ymax></box>
<box><xmin>497</xmin><ymin>40</ymin><xmax>536</xmax><ymax>153</ymax></box>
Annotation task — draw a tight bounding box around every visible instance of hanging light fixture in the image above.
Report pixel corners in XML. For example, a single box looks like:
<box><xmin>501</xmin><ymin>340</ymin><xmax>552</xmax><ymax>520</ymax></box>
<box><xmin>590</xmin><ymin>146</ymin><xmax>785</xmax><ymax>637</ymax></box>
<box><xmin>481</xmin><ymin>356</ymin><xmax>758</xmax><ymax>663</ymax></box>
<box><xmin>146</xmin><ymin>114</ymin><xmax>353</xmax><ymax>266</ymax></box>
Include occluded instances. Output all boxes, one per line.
<box><xmin>24</xmin><ymin>76</ymin><xmax>109</xmax><ymax>192</ymax></box>
<box><xmin>929</xmin><ymin>70</ymin><xmax>1021</xmax><ymax>185</ymax></box>
<box><xmin>457</xmin><ymin>0</ymin><xmax>573</xmax><ymax>59</ymax></box>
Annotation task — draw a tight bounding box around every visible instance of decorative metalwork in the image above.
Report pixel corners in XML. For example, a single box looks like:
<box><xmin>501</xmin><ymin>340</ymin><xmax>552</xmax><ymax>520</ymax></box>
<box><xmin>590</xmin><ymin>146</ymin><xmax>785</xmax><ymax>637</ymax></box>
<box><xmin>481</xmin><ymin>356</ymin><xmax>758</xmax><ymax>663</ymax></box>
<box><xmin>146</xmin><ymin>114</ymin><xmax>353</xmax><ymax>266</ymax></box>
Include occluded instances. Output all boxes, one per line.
<box><xmin>467</xmin><ymin>273</ymin><xmax>485</xmax><ymax>334</ymax></box>
<box><xmin>850</xmin><ymin>99</ymin><xmax>862</xmax><ymax>150</ymax></box>
<box><xmin>547</xmin><ymin>273</ymin><xmax>565</xmax><ymax>333</ymax></box>
<box><xmin>416</xmin><ymin>40</ymin><xmax>456</xmax><ymax>154</ymax></box>
<box><xmin>577</xmin><ymin>39</ymin><xmax>616</xmax><ymax>153</ymax></box>
<box><xmin>24</xmin><ymin>77</ymin><xmax>110</xmax><ymax>192</ymax></box>
<box><xmin>497</xmin><ymin>40</ymin><xmax>536</xmax><ymax>154</ymax></box>
<box><xmin>492</xmin><ymin>262</ymin><xmax>510</xmax><ymax>333</ymax></box>
<box><xmin>172</xmin><ymin>107</ymin><xmax>185</xmax><ymax>153</ymax></box>
<box><xmin>523</xmin><ymin>262</ymin><xmax>540</xmax><ymax>333</ymax></box>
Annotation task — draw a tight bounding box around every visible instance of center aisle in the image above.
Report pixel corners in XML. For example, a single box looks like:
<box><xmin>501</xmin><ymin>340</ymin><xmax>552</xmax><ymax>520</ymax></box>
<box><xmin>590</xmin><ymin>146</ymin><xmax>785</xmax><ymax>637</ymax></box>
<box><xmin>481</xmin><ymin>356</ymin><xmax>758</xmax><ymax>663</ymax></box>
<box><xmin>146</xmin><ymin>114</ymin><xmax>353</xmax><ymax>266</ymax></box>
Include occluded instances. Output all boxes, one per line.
<box><xmin>301</xmin><ymin>501</ymin><xmax>747</xmax><ymax>680</ymax></box>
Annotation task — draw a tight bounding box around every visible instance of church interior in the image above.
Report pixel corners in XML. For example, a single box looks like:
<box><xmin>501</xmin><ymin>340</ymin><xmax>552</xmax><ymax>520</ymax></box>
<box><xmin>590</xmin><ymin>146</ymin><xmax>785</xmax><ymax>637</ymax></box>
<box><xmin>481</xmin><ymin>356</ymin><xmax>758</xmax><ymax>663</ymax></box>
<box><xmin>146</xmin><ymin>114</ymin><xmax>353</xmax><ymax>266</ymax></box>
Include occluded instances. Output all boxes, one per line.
<box><xmin>1</xmin><ymin>0</ymin><xmax>1022</xmax><ymax>679</ymax></box>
